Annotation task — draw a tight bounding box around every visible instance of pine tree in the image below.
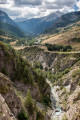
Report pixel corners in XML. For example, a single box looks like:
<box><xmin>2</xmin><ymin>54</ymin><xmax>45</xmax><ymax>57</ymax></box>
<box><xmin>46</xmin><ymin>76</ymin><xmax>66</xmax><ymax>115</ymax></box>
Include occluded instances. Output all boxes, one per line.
<box><xmin>25</xmin><ymin>90</ymin><xmax>35</xmax><ymax>114</ymax></box>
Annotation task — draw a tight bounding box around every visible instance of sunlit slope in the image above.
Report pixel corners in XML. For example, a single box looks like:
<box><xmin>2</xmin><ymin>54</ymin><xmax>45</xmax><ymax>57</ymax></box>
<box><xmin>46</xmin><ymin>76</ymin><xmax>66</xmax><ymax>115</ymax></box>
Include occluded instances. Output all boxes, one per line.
<box><xmin>41</xmin><ymin>21</ymin><xmax>80</xmax><ymax>51</ymax></box>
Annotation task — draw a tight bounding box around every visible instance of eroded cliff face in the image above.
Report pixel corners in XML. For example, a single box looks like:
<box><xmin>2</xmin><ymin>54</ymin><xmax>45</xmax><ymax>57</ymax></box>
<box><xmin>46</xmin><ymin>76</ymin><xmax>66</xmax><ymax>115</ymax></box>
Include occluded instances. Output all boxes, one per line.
<box><xmin>0</xmin><ymin>94</ymin><xmax>17</xmax><ymax>120</ymax></box>
<box><xmin>0</xmin><ymin>42</ymin><xmax>51</xmax><ymax>120</ymax></box>
<box><xmin>20</xmin><ymin>46</ymin><xmax>80</xmax><ymax>120</ymax></box>
<box><xmin>0</xmin><ymin>73</ymin><xmax>22</xmax><ymax>117</ymax></box>
<box><xmin>20</xmin><ymin>47</ymin><xmax>78</xmax><ymax>72</ymax></box>
<box><xmin>52</xmin><ymin>61</ymin><xmax>80</xmax><ymax>120</ymax></box>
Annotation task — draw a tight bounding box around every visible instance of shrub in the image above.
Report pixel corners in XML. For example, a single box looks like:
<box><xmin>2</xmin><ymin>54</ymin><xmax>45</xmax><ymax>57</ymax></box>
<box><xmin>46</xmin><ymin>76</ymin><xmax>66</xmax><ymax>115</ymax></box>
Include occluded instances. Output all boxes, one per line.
<box><xmin>43</xmin><ymin>95</ymin><xmax>51</xmax><ymax>106</ymax></box>
<box><xmin>1</xmin><ymin>68</ymin><xmax>8</xmax><ymax>75</ymax></box>
<box><xmin>0</xmin><ymin>85</ymin><xmax>9</xmax><ymax>94</ymax></box>
<box><xmin>16</xmin><ymin>60</ymin><xmax>34</xmax><ymax>84</ymax></box>
<box><xmin>72</xmin><ymin>69</ymin><xmax>80</xmax><ymax>78</ymax></box>
<box><xmin>58</xmin><ymin>79</ymin><xmax>63</xmax><ymax>86</ymax></box>
<box><xmin>33</xmin><ymin>61</ymin><xmax>43</xmax><ymax>69</ymax></box>
<box><xmin>45</xmin><ymin>43</ymin><xmax>72</xmax><ymax>52</ymax></box>
<box><xmin>73</xmin><ymin>92</ymin><xmax>80</xmax><ymax>103</ymax></box>
<box><xmin>63</xmin><ymin>68</ymin><xmax>70</xmax><ymax>75</ymax></box>
<box><xmin>62</xmin><ymin>114</ymin><xmax>68</xmax><ymax>120</ymax></box>
<box><xmin>18</xmin><ymin>109</ymin><xmax>28</xmax><ymax>120</ymax></box>
<box><xmin>60</xmin><ymin>85</ymin><xmax>64</xmax><ymax>90</ymax></box>
<box><xmin>63</xmin><ymin>100</ymin><xmax>67</xmax><ymax>111</ymax></box>
<box><xmin>36</xmin><ymin>111</ymin><xmax>44</xmax><ymax>120</ymax></box>
<box><xmin>25</xmin><ymin>90</ymin><xmax>35</xmax><ymax>114</ymax></box>
<box><xmin>78</xmin><ymin>81</ymin><xmax>80</xmax><ymax>86</ymax></box>
<box><xmin>71</xmin><ymin>37</ymin><xmax>80</xmax><ymax>43</ymax></box>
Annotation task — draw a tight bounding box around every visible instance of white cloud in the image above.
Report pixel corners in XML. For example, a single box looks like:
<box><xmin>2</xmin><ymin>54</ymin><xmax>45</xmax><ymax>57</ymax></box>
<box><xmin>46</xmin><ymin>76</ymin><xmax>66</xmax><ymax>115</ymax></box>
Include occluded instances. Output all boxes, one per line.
<box><xmin>76</xmin><ymin>0</ymin><xmax>80</xmax><ymax>8</ymax></box>
<box><xmin>0</xmin><ymin>0</ymin><xmax>7</xmax><ymax>4</ymax></box>
<box><xmin>0</xmin><ymin>0</ymin><xmax>77</xmax><ymax>19</ymax></box>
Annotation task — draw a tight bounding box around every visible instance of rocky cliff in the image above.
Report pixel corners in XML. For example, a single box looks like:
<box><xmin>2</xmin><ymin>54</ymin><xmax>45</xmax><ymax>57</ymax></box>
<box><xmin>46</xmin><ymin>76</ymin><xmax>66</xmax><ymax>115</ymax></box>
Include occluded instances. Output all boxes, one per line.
<box><xmin>0</xmin><ymin>93</ymin><xmax>17</xmax><ymax>120</ymax></box>
<box><xmin>0</xmin><ymin>42</ymin><xmax>51</xmax><ymax>120</ymax></box>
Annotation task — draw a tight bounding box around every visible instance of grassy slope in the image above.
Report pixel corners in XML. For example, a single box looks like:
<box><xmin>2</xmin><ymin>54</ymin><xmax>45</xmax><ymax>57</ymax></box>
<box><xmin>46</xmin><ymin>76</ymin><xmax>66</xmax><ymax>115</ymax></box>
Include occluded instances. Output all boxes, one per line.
<box><xmin>45</xmin><ymin>11</ymin><xmax>80</xmax><ymax>34</ymax></box>
<box><xmin>0</xmin><ymin>21</ymin><xmax>25</xmax><ymax>38</ymax></box>
<box><xmin>40</xmin><ymin>21</ymin><xmax>80</xmax><ymax>51</ymax></box>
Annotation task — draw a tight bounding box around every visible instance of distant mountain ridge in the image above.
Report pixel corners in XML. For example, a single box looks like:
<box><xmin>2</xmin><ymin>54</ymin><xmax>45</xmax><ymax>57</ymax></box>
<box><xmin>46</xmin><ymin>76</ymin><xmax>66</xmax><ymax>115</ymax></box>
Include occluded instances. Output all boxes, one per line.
<box><xmin>55</xmin><ymin>11</ymin><xmax>64</xmax><ymax>17</ymax></box>
<box><xmin>0</xmin><ymin>10</ymin><xmax>16</xmax><ymax>27</ymax></box>
<box><xmin>0</xmin><ymin>10</ymin><xmax>25</xmax><ymax>37</ymax></box>
<box><xmin>0</xmin><ymin>10</ymin><xmax>64</xmax><ymax>36</ymax></box>
<box><xmin>0</xmin><ymin>10</ymin><xmax>80</xmax><ymax>37</ymax></box>
<box><xmin>45</xmin><ymin>11</ymin><xmax>80</xmax><ymax>34</ymax></box>
<box><xmin>42</xmin><ymin>11</ymin><xmax>64</xmax><ymax>22</ymax></box>
<box><xmin>16</xmin><ymin>11</ymin><xmax>64</xmax><ymax>36</ymax></box>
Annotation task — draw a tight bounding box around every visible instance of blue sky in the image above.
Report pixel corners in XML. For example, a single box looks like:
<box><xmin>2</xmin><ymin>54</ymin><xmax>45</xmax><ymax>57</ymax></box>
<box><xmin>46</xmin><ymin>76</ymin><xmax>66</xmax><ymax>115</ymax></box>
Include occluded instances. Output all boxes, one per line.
<box><xmin>0</xmin><ymin>0</ymin><xmax>80</xmax><ymax>19</ymax></box>
<box><xmin>73</xmin><ymin>0</ymin><xmax>79</xmax><ymax>11</ymax></box>
<box><xmin>73</xmin><ymin>3</ymin><xmax>79</xmax><ymax>11</ymax></box>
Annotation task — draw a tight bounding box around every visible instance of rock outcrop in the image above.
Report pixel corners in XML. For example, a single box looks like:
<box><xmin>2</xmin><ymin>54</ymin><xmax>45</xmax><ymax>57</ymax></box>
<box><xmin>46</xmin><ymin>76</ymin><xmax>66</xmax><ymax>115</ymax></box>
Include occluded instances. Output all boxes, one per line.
<box><xmin>0</xmin><ymin>94</ymin><xmax>17</xmax><ymax>120</ymax></box>
<box><xmin>0</xmin><ymin>73</ymin><xmax>22</xmax><ymax>117</ymax></box>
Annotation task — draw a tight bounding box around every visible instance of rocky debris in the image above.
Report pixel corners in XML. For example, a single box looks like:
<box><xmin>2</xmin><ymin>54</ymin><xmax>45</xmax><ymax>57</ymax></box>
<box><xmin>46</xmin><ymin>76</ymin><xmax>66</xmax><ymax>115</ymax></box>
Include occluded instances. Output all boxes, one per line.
<box><xmin>0</xmin><ymin>73</ymin><xmax>22</xmax><ymax>117</ymax></box>
<box><xmin>54</xmin><ymin>66</ymin><xmax>80</xmax><ymax>120</ymax></box>
<box><xmin>0</xmin><ymin>94</ymin><xmax>17</xmax><ymax>120</ymax></box>
<box><xmin>66</xmin><ymin>101</ymin><xmax>80</xmax><ymax>120</ymax></box>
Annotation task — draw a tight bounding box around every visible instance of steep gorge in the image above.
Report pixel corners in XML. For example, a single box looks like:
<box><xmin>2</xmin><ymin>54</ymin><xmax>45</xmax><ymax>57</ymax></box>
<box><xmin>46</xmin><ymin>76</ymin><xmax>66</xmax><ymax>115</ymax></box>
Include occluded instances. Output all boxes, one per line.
<box><xmin>20</xmin><ymin>46</ymin><xmax>80</xmax><ymax>120</ymax></box>
<box><xmin>0</xmin><ymin>42</ymin><xmax>80</xmax><ymax>120</ymax></box>
<box><xmin>0</xmin><ymin>42</ymin><xmax>51</xmax><ymax>120</ymax></box>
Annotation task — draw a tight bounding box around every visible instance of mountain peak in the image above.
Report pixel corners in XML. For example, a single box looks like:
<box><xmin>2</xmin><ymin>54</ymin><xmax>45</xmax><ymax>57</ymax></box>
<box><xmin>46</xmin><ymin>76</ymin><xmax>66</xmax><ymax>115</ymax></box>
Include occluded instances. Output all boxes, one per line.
<box><xmin>0</xmin><ymin>10</ymin><xmax>7</xmax><ymax>17</ymax></box>
<box><xmin>55</xmin><ymin>10</ymin><xmax>64</xmax><ymax>17</ymax></box>
<box><xmin>0</xmin><ymin>10</ymin><xmax>16</xmax><ymax>26</ymax></box>
<box><xmin>43</xmin><ymin>13</ymin><xmax>57</xmax><ymax>22</ymax></box>
<box><xmin>43</xmin><ymin>11</ymin><xmax>64</xmax><ymax>22</ymax></box>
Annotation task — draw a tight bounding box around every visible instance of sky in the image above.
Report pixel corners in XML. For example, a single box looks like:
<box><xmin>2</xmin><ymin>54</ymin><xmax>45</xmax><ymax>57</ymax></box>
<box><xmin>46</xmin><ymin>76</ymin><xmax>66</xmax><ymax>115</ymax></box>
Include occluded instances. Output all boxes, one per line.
<box><xmin>0</xmin><ymin>0</ymin><xmax>80</xmax><ymax>20</ymax></box>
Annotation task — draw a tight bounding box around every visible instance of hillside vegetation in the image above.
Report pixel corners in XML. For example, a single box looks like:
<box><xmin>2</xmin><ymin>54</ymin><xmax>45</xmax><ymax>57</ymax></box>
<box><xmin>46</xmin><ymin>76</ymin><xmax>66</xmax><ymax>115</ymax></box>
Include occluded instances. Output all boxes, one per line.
<box><xmin>40</xmin><ymin>21</ymin><xmax>80</xmax><ymax>51</ymax></box>
<box><xmin>0</xmin><ymin>41</ymin><xmax>51</xmax><ymax>120</ymax></box>
<box><xmin>20</xmin><ymin>46</ymin><xmax>80</xmax><ymax>120</ymax></box>
<box><xmin>0</xmin><ymin>21</ymin><xmax>25</xmax><ymax>38</ymax></box>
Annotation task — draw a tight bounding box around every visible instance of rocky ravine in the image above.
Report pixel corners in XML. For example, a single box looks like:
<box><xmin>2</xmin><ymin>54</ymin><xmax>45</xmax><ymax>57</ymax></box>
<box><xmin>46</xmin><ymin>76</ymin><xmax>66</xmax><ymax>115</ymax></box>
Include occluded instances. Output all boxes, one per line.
<box><xmin>0</xmin><ymin>43</ymin><xmax>80</xmax><ymax>120</ymax></box>
<box><xmin>47</xmin><ymin>79</ymin><xmax>64</xmax><ymax>120</ymax></box>
<box><xmin>20</xmin><ymin>46</ymin><xmax>80</xmax><ymax>120</ymax></box>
